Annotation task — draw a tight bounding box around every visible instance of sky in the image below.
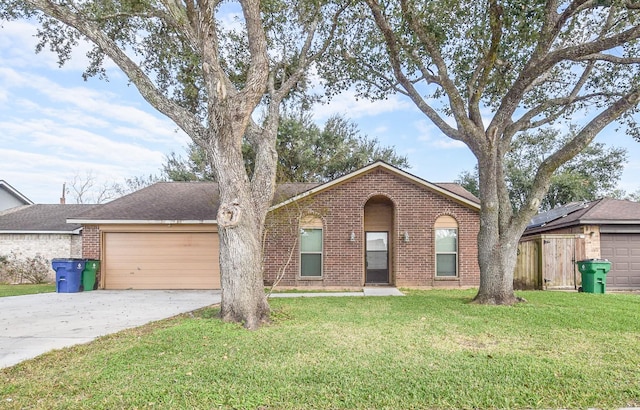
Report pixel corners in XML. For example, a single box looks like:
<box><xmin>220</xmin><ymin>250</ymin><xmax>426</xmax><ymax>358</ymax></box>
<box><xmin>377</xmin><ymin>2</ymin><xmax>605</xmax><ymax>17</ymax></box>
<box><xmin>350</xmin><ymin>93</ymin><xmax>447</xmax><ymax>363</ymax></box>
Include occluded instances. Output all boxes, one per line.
<box><xmin>1</xmin><ymin>19</ymin><xmax>640</xmax><ymax>205</ymax></box>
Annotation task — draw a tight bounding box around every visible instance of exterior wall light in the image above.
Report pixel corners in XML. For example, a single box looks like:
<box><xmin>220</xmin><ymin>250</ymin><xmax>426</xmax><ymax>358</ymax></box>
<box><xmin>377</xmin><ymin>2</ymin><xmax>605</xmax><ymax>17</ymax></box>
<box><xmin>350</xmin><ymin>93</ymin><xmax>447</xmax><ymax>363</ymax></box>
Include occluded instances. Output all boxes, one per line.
<box><xmin>350</xmin><ymin>231</ymin><xmax>356</xmax><ymax>242</ymax></box>
<box><xmin>403</xmin><ymin>231</ymin><xmax>410</xmax><ymax>243</ymax></box>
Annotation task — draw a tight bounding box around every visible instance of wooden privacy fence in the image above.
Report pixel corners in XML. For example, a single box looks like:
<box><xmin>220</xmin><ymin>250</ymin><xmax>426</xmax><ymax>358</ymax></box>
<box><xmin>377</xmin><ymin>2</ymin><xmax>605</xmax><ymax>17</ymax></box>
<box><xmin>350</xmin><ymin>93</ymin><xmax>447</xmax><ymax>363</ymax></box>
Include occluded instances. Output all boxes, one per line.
<box><xmin>515</xmin><ymin>234</ymin><xmax>586</xmax><ymax>290</ymax></box>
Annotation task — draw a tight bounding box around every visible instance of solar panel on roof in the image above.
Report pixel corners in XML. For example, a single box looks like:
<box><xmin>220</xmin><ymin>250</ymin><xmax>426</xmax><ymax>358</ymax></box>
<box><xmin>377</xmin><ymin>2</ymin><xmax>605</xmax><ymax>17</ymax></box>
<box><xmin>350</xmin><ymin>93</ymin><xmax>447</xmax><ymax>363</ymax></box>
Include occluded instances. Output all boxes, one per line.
<box><xmin>527</xmin><ymin>201</ymin><xmax>588</xmax><ymax>228</ymax></box>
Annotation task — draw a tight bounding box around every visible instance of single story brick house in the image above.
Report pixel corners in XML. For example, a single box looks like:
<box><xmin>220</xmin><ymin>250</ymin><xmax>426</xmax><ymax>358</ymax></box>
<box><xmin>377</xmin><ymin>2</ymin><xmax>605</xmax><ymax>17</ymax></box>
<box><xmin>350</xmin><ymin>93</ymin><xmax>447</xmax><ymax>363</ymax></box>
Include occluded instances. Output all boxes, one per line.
<box><xmin>0</xmin><ymin>204</ymin><xmax>98</xmax><ymax>281</ymax></box>
<box><xmin>517</xmin><ymin>198</ymin><xmax>640</xmax><ymax>290</ymax></box>
<box><xmin>70</xmin><ymin>162</ymin><xmax>481</xmax><ymax>290</ymax></box>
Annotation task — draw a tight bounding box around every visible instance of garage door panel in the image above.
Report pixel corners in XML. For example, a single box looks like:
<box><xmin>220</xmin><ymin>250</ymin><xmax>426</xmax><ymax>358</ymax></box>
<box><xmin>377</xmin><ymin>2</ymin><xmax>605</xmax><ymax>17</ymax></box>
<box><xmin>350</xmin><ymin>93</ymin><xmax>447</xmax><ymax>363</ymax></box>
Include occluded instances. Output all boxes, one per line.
<box><xmin>104</xmin><ymin>232</ymin><xmax>220</xmax><ymax>290</ymax></box>
<box><xmin>106</xmin><ymin>271</ymin><xmax>216</xmax><ymax>289</ymax></box>
<box><xmin>601</xmin><ymin>233</ymin><xmax>640</xmax><ymax>290</ymax></box>
<box><xmin>106</xmin><ymin>260</ymin><xmax>217</xmax><ymax>270</ymax></box>
<box><xmin>107</xmin><ymin>251</ymin><xmax>217</xmax><ymax>261</ymax></box>
<box><xmin>108</xmin><ymin>245</ymin><xmax>215</xmax><ymax>255</ymax></box>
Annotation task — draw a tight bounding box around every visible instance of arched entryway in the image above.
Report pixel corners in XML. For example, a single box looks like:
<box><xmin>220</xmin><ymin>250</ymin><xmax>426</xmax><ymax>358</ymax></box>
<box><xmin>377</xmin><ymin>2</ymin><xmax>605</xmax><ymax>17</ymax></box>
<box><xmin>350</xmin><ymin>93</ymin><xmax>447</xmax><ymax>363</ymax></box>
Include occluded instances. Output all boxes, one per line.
<box><xmin>364</xmin><ymin>195</ymin><xmax>395</xmax><ymax>284</ymax></box>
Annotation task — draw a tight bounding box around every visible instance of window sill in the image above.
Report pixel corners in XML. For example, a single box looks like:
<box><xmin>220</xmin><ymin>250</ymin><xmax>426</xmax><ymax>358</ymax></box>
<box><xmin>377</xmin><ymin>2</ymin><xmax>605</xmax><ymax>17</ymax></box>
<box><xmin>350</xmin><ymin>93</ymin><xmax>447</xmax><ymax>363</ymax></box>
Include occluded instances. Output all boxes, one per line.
<box><xmin>434</xmin><ymin>277</ymin><xmax>459</xmax><ymax>281</ymax></box>
<box><xmin>298</xmin><ymin>276</ymin><xmax>323</xmax><ymax>281</ymax></box>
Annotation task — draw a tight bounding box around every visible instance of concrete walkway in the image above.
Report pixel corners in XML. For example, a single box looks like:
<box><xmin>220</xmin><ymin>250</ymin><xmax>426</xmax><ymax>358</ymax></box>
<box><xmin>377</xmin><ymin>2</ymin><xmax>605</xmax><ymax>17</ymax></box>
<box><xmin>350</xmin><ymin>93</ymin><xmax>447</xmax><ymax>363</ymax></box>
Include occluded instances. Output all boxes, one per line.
<box><xmin>269</xmin><ymin>287</ymin><xmax>405</xmax><ymax>298</ymax></box>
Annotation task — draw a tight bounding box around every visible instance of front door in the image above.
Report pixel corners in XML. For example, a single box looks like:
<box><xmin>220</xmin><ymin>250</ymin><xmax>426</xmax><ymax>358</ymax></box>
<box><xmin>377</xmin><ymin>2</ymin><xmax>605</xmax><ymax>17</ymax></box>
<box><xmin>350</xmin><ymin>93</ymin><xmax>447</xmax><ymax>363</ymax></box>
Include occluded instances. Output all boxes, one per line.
<box><xmin>366</xmin><ymin>232</ymin><xmax>389</xmax><ymax>284</ymax></box>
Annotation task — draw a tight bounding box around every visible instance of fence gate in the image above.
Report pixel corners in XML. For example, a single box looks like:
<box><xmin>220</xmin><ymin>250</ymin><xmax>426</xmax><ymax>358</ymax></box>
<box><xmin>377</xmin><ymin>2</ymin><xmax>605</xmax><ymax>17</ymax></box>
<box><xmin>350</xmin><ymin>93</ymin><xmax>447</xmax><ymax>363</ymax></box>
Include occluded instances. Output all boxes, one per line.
<box><xmin>515</xmin><ymin>235</ymin><xmax>586</xmax><ymax>290</ymax></box>
<box><xmin>541</xmin><ymin>236</ymin><xmax>586</xmax><ymax>289</ymax></box>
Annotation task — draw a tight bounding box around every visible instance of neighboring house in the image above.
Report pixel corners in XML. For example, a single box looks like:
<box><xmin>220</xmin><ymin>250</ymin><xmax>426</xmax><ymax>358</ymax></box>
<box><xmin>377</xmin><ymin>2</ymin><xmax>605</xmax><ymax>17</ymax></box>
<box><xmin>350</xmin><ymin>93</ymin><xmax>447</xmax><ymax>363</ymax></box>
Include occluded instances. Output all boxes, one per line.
<box><xmin>0</xmin><ymin>180</ymin><xmax>33</xmax><ymax>211</ymax></box>
<box><xmin>71</xmin><ymin>162</ymin><xmax>481</xmax><ymax>290</ymax></box>
<box><xmin>0</xmin><ymin>204</ymin><xmax>98</xmax><ymax>281</ymax></box>
<box><xmin>517</xmin><ymin>198</ymin><xmax>640</xmax><ymax>290</ymax></box>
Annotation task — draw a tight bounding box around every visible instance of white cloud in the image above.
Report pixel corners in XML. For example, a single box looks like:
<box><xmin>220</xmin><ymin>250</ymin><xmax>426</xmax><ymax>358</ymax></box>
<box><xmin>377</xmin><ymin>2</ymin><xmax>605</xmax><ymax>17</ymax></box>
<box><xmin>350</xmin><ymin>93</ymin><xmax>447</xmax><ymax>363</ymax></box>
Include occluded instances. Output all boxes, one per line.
<box><xmin>414</xmin><ymin>119</ymin><xmax>465</xmax><ymax>149</ymax></box>
<box><xmin>0</xmin><ymin>67</ymin><xmax>188</xmax><ymax>145</ymax></box>
<box><xmin>313</xmin><ymin>89</ymin><xmax>414</xmax><ymax>121</ymax></box>
<box><xmin>0</xmin><ymin>146</ymin><xmax>162</xmax><ymax>203</ymax></box>
<box><xmin>0</xmin><ymin>48</ymin><xmax>186</xmax><ymax>202</ymax></box>
<box><xmin>373</xmin><ymin>125</ymin><xmax>389</xmax><ymax>134</ymax></box>
<box><xmin>0</xmin><ymin>20</ymin><xmax>117</xmax><ymax>73</ymax></box>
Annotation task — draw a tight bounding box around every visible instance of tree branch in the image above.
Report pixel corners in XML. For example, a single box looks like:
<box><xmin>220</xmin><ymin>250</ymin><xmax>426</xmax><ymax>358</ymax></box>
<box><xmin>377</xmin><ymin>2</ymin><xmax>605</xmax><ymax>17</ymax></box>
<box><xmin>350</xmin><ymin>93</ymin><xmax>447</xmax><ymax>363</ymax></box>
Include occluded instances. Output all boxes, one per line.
<box><xmin>572</xmin><ymin>53</ymin><xmax>640</xmax><ymax>64</ymax></box>
<box><xmin>364</xmin><ymin>0</ymin><xmax>465</xmax><ymax>143</ymax></box>
<box><xmin>468</xmin><ymin>0</ymin><xmax>502</xmax><ymax>129</ymax></box>
<box><xmin>27</xmin><ymin>0</ymin><xmax>205</xmax><ymax>139</ymax></box>
<box><xmin>514</xmin><ymin>88</ymin><xmax>640</xmax><ymax>230</ymax></box>
<box><xmin>491</xmin><ymin>4</ymin><xmax>640</xmax><ymax>144</ymax></box>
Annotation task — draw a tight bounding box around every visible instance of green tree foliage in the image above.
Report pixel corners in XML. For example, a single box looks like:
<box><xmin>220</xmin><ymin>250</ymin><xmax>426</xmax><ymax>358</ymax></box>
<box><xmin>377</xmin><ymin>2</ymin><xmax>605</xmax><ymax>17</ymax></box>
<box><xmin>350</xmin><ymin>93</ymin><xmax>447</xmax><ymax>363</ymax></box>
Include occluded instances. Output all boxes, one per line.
<box><xmin>457</xmin><ymin>129</ymin><xmax>628</xmax><ymax>211</ymax></box>
<box><xmin>163</xmin><ymin>113</ymin><xmax>409</xmax><ymax>183</ymax></box>
<box><xmin>323</xmin><ymin>0</ymin><xmax>640</xmax><ymax>304</ymax></box>
<box><xmin>163</xmin><ymin>146</ymin><xmax>213</xmax><ymax>182</ymax></box>
<box><xmin>276</xmin><ymin>114</ymin><xmax>409</xmax><ymax>182</ymax></box>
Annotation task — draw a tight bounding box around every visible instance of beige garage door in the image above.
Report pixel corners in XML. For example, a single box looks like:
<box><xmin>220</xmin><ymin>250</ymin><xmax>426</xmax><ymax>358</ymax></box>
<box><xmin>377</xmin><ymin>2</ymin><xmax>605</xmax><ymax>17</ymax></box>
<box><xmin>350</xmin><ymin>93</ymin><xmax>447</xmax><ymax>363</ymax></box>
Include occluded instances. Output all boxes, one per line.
<box><xmin>104</xmin><ymin>232</ymin><xmax>220</xmax><ymax>289</ymax></box>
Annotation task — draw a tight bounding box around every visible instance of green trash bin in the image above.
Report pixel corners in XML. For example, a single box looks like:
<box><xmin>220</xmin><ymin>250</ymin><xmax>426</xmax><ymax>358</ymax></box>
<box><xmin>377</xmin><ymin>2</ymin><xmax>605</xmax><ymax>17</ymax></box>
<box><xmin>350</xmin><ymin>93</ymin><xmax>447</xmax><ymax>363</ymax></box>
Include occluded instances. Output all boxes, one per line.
<box><xmin>81</xmin><ymin>260</ymin><xmax>100</xmax><ymax>291</ymax></box>
<box><xmin>577</xmin><ymin>259</ymin><xmax>611</xmax><ymax>294</ymax></box>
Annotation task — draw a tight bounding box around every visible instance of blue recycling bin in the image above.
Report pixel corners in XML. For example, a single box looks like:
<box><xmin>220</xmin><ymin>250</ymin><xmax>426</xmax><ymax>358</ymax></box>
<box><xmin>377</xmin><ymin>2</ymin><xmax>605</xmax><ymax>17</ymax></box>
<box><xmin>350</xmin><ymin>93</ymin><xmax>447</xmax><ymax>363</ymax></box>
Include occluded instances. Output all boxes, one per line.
<box><xmin>52</xmin><ymin>258</ymin><xmax>85</xmax><ymax>293</ymax></box>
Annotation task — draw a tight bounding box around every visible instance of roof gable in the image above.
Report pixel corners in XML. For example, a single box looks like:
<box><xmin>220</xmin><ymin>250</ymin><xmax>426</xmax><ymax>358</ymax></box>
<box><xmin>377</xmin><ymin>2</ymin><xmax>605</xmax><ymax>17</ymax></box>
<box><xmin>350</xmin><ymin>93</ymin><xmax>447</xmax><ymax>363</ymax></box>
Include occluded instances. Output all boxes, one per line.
<box><xmin>270</xmin><ymin>161</ymin><xmax>480</xmax><ymax>212</ymax></box>
<box><xmin>0</xmin><ymin>180</ymin><xmax>34</xmax><ymax>210</ymax></box>
<box><xmin>582</xmin><ymin>197</ymin><xmax>640</xmax><ymax>222</ymax></box>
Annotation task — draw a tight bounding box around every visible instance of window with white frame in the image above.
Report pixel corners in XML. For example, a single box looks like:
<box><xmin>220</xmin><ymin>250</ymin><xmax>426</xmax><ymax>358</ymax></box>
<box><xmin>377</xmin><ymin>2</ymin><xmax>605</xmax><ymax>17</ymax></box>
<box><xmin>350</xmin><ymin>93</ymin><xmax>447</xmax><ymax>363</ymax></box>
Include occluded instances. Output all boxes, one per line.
<box><xmin>300</xmin><ymin>216</ymin><xmax>323</xmax><ymax>277</ymax></box>
<box><xmin>435</xmin><ymin>216</ymin><xmax>458</xmax><ymax>277</ymax></box>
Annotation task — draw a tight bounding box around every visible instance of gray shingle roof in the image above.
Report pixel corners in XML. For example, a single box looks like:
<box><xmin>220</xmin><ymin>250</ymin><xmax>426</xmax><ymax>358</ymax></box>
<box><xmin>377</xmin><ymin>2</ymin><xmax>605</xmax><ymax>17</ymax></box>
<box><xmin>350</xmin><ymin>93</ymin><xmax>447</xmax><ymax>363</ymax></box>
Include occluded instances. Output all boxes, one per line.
<box><xmin>434</xmin><ymin>183</ymin><xmax>480</xmax><ymax>204</ymax></box>
<box><xmin>67</xmin><ymin>163</ymin><xmax>478</xmax><ymax>223</ymax></box>
<box><xmin>71</xmin><ymin>182</ymin><xmax>319</xmax><ymax>222</ymax></box>
<box><xmin>73</xmin><ymin>182</ymin><xmax>219</xmax><ymax>221</ymax></box>
<box><xmin>0</xmin><ymin>204</ymin><xmax>98</xmax><ymax>232</ymax></box>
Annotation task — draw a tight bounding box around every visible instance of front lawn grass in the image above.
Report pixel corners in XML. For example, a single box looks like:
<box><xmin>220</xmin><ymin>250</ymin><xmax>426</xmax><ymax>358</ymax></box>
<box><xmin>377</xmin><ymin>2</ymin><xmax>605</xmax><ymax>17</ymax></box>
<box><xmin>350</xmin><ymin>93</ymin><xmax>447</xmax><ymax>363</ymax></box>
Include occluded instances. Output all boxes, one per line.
<box><xmin>0</xmin><ymin>283</ymin><xmax>55</xmax><ymax>297</ymax></box>
<box><xmin>1</xmin><ymin>290</ymin><xmax>639</xmax><ymax>409</ymax></box>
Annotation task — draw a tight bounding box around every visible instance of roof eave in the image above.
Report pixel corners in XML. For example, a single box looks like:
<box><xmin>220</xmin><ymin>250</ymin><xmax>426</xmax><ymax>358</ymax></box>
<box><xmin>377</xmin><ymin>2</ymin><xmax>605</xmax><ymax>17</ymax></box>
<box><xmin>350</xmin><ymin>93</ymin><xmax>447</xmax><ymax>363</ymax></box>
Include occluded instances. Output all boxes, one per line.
<box><xmin>525</xmin><ymin>217</ymin><xmax>640</xmax><ymax>234</ymax></box>
<box><xmin>67</xmin><ymin>219</ymin><xmax>218</xmax><ymax>225</ymax></box>
<box><xmin>525</xmin><ymin>219</ymin><xmax>580</xmax><ymax>234</ymax></box>
<box><xmin>580</xmin><ymin>219</ymin><xmax>640</xmax><ymax>225</ymax></box>
<box><xmin>0</xmin><ymin>230</ymin><xmax>79</xmax><ymax>234</ymax></box>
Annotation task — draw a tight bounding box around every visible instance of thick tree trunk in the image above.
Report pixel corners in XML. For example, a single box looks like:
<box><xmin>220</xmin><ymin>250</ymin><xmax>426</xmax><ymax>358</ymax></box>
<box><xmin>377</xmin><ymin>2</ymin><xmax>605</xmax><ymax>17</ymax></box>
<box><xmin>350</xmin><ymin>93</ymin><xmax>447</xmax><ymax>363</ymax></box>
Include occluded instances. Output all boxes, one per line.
<box><xmin>218</xmin><ymin>217</ymin><xmax>270</xmax><ymax>329</ymax></box>
<box><xmin>472</xmin><ymin>149</ymin><xmax>523</xmax><ymax>305</ymax></box>
<box><xmin>473</xmin><ymin>227</ymin><xmax>522</xmax><ymax>305</ymax></box>
<box><xmin>207</xmin><ymin>127</ymin><xmax>273</xmax><ymax>329</ymax></box>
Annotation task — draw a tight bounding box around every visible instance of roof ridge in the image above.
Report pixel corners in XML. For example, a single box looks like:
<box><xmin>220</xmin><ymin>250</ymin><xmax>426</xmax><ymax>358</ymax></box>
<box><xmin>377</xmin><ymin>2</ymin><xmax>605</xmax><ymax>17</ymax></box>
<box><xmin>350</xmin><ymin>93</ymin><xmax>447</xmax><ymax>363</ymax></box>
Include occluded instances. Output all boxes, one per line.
<box><xmin>0</xmin><ymin>204</ymin><xmax>33</xmax><ymax>216</ymax></box>
<box><xmin>581</xmin><ymin>197</ymin><xmax>606</xmax><ymax>217</ymax></box>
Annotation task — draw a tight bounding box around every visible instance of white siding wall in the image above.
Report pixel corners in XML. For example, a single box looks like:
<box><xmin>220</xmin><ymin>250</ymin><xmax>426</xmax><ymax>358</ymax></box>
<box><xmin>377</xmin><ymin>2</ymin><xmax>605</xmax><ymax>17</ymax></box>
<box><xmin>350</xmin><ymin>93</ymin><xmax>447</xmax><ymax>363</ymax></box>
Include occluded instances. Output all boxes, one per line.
<box><xmin>0</xmin><ymin>190</ymin><xmax>26</xmax><ymax>211</ymax></box>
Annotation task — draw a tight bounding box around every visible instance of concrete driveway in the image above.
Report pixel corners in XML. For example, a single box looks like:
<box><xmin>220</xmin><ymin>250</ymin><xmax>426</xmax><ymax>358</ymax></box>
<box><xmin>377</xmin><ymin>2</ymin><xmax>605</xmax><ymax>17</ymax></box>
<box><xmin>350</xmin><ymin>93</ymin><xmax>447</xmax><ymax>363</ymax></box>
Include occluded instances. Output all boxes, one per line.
<box><xmin>0</xmin><ymin>290</ymin><xmax>221</xmax><ymax>369</ymax></box>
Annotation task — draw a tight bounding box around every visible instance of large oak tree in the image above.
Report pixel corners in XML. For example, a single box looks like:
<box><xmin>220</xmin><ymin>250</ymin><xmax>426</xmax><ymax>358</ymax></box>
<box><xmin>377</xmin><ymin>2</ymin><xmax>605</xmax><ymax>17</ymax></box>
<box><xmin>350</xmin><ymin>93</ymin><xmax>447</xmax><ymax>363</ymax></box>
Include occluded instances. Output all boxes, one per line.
<box><xmin>2</xmin><ymin>0</ymin><xmax>343</xmax><ymax>328</ymax></box>
<box><xmin>323</xmin><ymin>0</ymin><xmax>640</xmax><ymax>304</ymax></box>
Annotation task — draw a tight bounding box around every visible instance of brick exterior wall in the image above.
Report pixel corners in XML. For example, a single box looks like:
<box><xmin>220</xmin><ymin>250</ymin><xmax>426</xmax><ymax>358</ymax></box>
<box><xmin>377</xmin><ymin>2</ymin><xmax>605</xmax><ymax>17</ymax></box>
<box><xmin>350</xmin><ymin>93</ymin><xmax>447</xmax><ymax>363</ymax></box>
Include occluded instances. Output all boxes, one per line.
<box><xmin>263</xmin><ymin>168</ymin><xmax>481</xmax><ymax>288</ymax></box>
<box><xmin>0</xmin><ymin>233</ymin><xmax>82</xmax><ymax>281</ymax></box>
<box><xmin>81</xmin><ymin>225</ymin><xmax>101</xmax><ymax>284</ymax></box>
